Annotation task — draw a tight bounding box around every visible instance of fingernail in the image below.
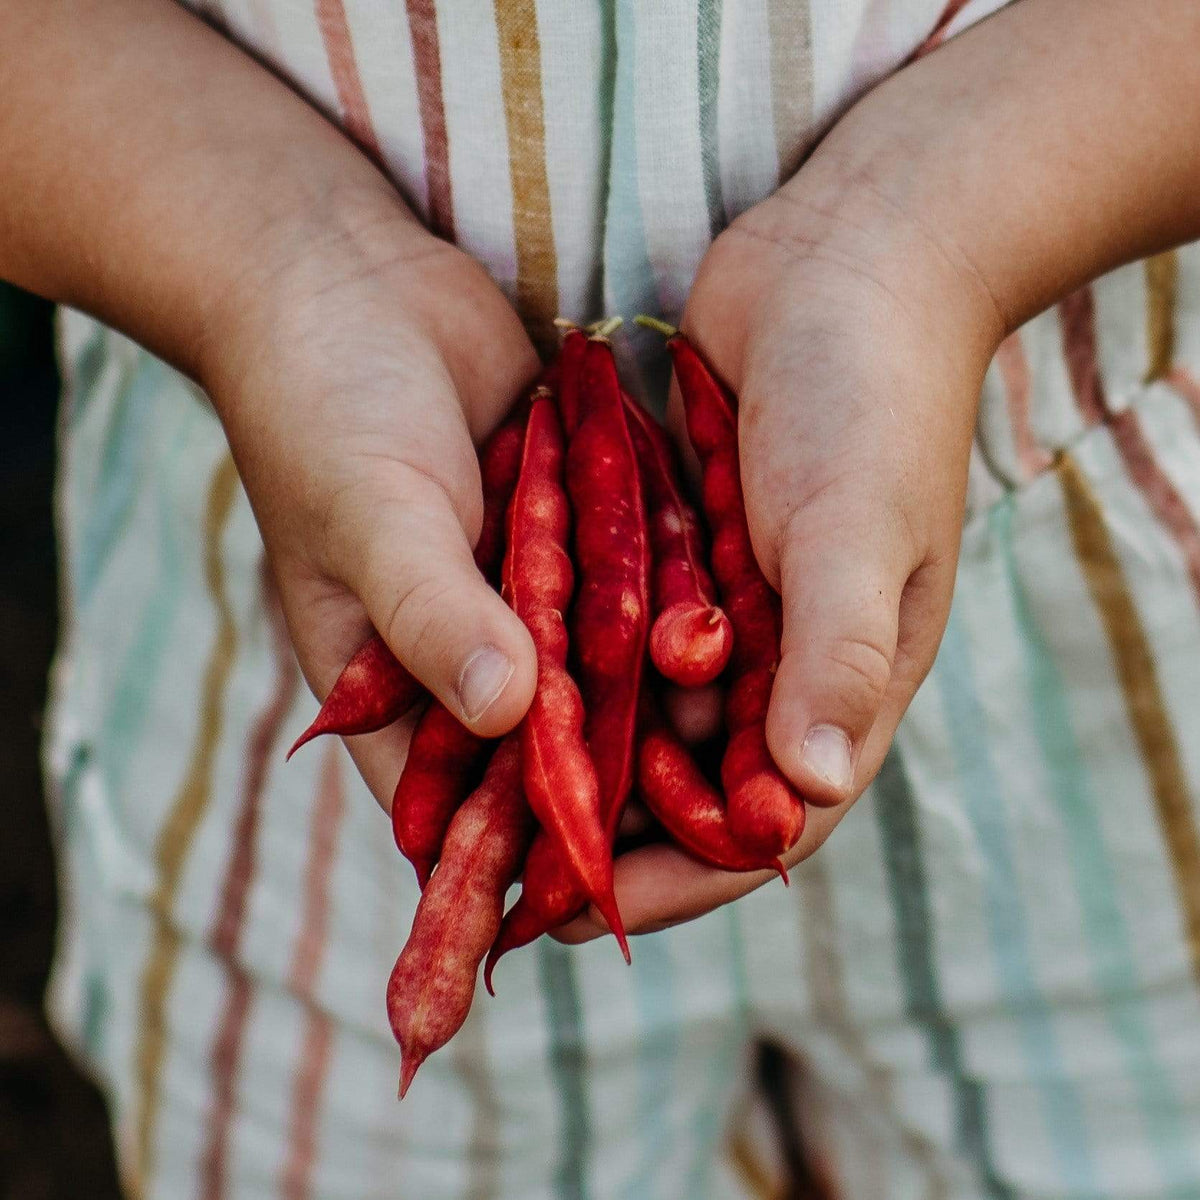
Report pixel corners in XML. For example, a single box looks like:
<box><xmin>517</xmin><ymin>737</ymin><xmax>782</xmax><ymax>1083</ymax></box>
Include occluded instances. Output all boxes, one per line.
<box><xmin>457</xmin><ymin>646</ymin><xmax>515</xmax><ymax>722</ymax></box>
<box><xmin>800</xmin><ymin>724</ymin><xmax>853</xmax><ymax>791</ymax></box>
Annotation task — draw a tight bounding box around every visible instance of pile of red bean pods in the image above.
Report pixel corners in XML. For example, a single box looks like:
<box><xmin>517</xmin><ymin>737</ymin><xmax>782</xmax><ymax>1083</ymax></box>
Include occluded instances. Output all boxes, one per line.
<box><xmin>288</xmin><ymin>317</ymin><xmax>805</xmax><ymax>1097</ymax></box>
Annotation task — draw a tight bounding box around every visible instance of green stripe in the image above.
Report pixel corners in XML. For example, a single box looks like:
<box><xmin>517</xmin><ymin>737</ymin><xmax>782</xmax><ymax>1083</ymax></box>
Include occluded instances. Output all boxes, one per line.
<box><xmin>538</xmin><ymin>940</ymin><xmax>590</xmax><ymax>1200</ymax></box>
<box><xmin>872</xmin><ymin>748</ymin><xmax>1015</xmax><ymax>1200</ymax></box>
<box><xmin>624</xmin><ymin>938</ymin><xmax>679</xmax><ymax>1200</ymax></box>
<box><xmin>682</xmin><ymin>909</ymin><xmax>750</xmax><ymax>1200</ymax></box>
<box><xmin>606</xmin><ymin>0</ymin><xmax>671</xmax><ymax>403</ymax></box>
<box><xmin>76</xmin><ymin>355</ymin><xmax>167</xmax><ymax>604</ymax></box>
<box><xmin>97</xmin><ymin>409</ymin><xmax>202</xmax><ymax>800</ymax></box>
<box><xmin>63</xmin><ymin>324</ymin><xmax>107</xmax><ymax>428</ymax></box>
<box><xmin>696</xmin><ymin>0</ymin><xmax>725</xmax><ymax>236</ymax></box>
<box><xmin>937</xmin><ymin>614</ymin><xmax>1099</xmax><ymax>1188</ymax></box>
<box><xmin>996</xmin><ymin>498</ymin><xmax>1199</xmax><ymax>1193</ymax></box>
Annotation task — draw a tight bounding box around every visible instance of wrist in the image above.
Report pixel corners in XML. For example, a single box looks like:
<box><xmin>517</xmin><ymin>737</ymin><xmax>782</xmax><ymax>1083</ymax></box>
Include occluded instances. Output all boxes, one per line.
<box><xmin>195</xmin><ymin>178</ymin><xmax>431</xmax><ymax>399</ymax></box>
<box><xmin>730</xmin><ymin>154</ymin><xmax>1006</xmax><ymax>389</ymax></box>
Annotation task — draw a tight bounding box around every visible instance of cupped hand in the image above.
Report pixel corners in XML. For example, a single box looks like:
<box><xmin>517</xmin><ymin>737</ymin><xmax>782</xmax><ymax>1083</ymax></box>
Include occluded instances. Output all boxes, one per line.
<box><xmin>562</xmin><ymin>169</ymin><xmax>1007</xmax><ymax>942</ymax></box>
<box><xmin>201</xmin><ymin>197</ymin><xmax>542</xmax><ymax>809</ymax></box>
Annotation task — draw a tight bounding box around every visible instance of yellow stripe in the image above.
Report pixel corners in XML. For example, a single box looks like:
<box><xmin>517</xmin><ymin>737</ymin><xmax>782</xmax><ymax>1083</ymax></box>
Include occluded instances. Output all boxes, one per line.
<box><xmin>798</xmin><ymin>860</ymin><xmax>947</xmax><ymax>1198</ymax></box>
<box><xmin>767</xmin><ymin>0</ymin><xmax>814</xmax><ymax>182</ymax></box>
<box><xmin>1144</xmin><ymin>251</ymin><xmax>1178</xmax><ymax>383</ymax></box>
<box><xmin>726</xmin><ymin>1128</ymin><xmax>785</xmax><ymax>1200</ymax></box>
<box><xmin>494</xmin><ymin>0</ymin><xmax>559</xmax><ymax>353</ymax></box>
<box><xmin>131</xmin><ymin>455</ymin><xmax>240</xmax><ymax>1195</ymax></box>
<box><xmin>1059</xmin><ymin>452</ymin><xmax>1200</xmax><ymax>977</ymax></box>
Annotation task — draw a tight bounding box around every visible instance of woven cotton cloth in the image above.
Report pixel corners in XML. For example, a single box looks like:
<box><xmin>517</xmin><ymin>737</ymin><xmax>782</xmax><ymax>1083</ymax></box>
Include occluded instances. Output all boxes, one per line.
<box><xmin>43</xmin><ymin>1</ymin><xmax>1200</xmax><ymax>1197</ymax></box>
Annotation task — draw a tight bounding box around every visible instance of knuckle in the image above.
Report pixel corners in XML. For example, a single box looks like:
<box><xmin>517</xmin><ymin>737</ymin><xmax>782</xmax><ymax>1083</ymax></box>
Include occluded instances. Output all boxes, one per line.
<box><xmin>823</xmin><ymin>632</ymin><xmax>894</xmax><ymax>709</ymax></box>
<box><xmin>381</xmin><ymin>573</ymin><xmax>460</xmax><ymax>667</ymax></box>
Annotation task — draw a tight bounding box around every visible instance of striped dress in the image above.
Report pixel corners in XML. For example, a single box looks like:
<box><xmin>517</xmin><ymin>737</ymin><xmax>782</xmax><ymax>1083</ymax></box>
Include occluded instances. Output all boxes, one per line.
<box><xmin>43</xmin><ymin>1</ymin><xmax>1200</xmax><ymax>1196</ymax></box>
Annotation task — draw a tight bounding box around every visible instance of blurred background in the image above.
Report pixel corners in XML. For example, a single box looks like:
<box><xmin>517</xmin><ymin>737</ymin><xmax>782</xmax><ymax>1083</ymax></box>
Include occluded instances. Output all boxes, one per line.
<box><xmin>0</xmin><ymin>282</ymin><xmax>122</xmax><ymax>1198</ymax></box>
<box><xmin>0</xmin><ymin>285</ymin><xmax>822</xmax><ymax>1200</ymax></box>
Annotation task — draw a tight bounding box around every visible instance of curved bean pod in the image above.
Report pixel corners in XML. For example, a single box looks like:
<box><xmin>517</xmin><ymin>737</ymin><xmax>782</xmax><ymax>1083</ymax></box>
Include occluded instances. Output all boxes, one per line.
<box><xmin>387</xmin><ymin>736</ymin><xmax>533</xmax><ymax>1097</ymax></box>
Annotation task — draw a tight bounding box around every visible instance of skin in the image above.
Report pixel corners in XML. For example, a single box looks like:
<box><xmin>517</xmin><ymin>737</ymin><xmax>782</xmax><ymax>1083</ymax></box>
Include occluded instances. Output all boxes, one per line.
<box><xmin>4</xmin><ymin>1</ymin><xmax>1200</xmax><ymax>939</ymax></box>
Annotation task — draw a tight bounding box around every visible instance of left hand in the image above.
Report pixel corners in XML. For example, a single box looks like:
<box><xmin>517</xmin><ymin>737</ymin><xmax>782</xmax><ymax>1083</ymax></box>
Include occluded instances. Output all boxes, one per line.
<box><xmin>561</xmin><ymin>165</ymin><xmax>1003</xmax><ymax>941</ymax></box>
<box><xmin>562</xmin><ymin>0</ymin><xmax>1200</xmax><ymax>942</ymax></box>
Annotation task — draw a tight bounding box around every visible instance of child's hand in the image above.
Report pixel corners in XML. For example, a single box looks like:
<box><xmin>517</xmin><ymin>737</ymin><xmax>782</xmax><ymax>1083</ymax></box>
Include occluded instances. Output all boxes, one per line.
<box><xmin>205</xmin><ymin>214</ymin><xmax>542</xmax><ymax>808</ymax></box>
<box><xmin>564</xmin><ymin>0</ymin><xmax>1200</xmax><ymax>943</ymax></box>
<box><xmin>559</xmin><ymin>177</ymin><xmax>1002</xmax><ymax>940</ymax></box>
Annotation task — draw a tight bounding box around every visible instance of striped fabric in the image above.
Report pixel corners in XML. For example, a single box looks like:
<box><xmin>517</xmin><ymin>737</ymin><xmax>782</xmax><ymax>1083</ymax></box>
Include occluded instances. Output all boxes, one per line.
<box><xmin>41</xmin><ymin>1</ymin><xmax>1200</xmax><ymax>1196</ymax></box>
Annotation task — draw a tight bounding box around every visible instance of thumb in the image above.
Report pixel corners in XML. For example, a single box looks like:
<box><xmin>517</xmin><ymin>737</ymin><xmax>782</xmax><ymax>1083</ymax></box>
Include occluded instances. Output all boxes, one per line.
<box><xmin>334</xmin><ymin>468</ymin><xmax>537</xmax><ymax>738</ymax></box>
<box><xmin>764</xmin><ymin>490</ymin><xmax>917</xmax><ymax>805</ymax></box>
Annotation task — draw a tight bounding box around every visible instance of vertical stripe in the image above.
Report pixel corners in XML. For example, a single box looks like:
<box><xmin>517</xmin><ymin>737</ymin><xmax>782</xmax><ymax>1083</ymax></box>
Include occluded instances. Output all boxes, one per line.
<box><xmin>1167</xmin><ymin>367</ymin><xmax>1200</xmax><ymax>426</ymax></box>
<box><xmin>726</xmin><ymin>1130</ymin><xmax>781</xmax><ymax>1200</ymax></box>
<box><xmin>1059</xmin><ymin>454</ymin><xmax>1200</xmax><ymax>980</ymax></box>
<box><xmin>912</xmin><ymin>0</ymin><xmax>972</xmax><ymax>57</ymax></box>
<box><xmin>767</xmin><ymin>0</ymin><xmax>814</xmax><ymax>182</ymax></box>
<box><xmin>77</xmin><ymin>359</ymin><xmax>165</xmax><ymax>605</ymax></box>
<box><xmin>132</xmin><ymin>455</ymin><xmax>240</xmax><ymax>1196</ymax></box>
<box><xmin>405</xmin><ymin>0</ymin><xmax>455</xmax><ymax>240</ymax></box>
<box><xmin>315</xmin><ymin>0</ymin><xmax>381</xmax><ymax>161</ymax></box>
<box><xmin>99</xmin><ymin>410</ymin><xmax>203</xmax><ymax>801</ymax></box>
<box><xmin>538</xmin><ymin>940</ymin><xmax>590</xmax><ymax>1200</ymax></box>
<box><xmin>937</xmin><ymin>613</ymin><xmax>1100</xmax><ymax>1189</ymax></box>
<box><xmin>995</xmin><ymin>333</ymin><xmax>1053</xmax><ymax>480</ymax></box>
<box><xmin>1061</xmin><ymin>286</ymin><xmax>1200</xmax><ymax>607</ymax></box>
<box><xmin>606</xmin><ymin>0</ymin><xmax>670</xmax><ymax>401</ymax></box>
<box><xmin>1058</xmin><ymin>288</ymin><xmax>1108</xmax><ymax>425</ymax></box>
<box><xmin>1145</xmin><ymin>252</ymin><xmax>1179</xmax><ymax>383</ymax></box>
<box><xmin>624</xmin><ymin>941</ymin><xmax>679</xmax><ymax>1200</ymax></box>
<box><xmin>280</xmin><ymin>743</ymin><xmax>347</xmax><ymax>1200</ymax></box>
<box><xmin>494</xmin><ymin>0</ymin><xmax>559</xmax><ymax>351</ymax></box>
<box><xmin>997</xmin><ymin>497</ymin><xmax>1199</xmax><ymax>1192</ymax></box>
<box><xmin>200</xmin><ymin>575</ymin><xmax>300</xmax><ymax>1200</ymax></box>
<box><xmin>798</xmin><ymin>858</ymin><xmax>948</xmax><ymax>1198</ymax></box>
<box><xmin>452</xmin><ymin>1000</ymin><xmax>501</xmax><ymax>1200</ymax></box>
<box><xmin>872</xmin><ymin>747</ymin><xmax>1015</xmax><ymax>1200</ymax></box>
<box><xmin>796</xmin><ymin>861</ymin><xmax>885</xmax><ymax>1196</ymax></box>
<box><xmin>696</xmin><ymin>0</ymin><xmax>725</xmax><ymax>235</ymax></box>
<box><xmin>1107</xmin><ymin>410</ymin><xmax>1200</xmax><ymax>603</ymax></box>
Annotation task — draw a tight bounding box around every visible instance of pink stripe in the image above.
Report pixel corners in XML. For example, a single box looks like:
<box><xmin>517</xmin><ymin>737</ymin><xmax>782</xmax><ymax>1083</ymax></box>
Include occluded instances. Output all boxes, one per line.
<box><xmin>1167</xmin><ymin>367</ymin><xmax>1200</xmax><ymax>426</ymax></box>
<box><xmin>1058</xmin><ymin>287</ymin><xmax>1108</xmax><ymax>425</ymax></box>
<box><xmin>280</xmin><ymin>743</ymin><xmax>347</xmax><ymax>1200</ymax></box>
<box><xmin>200</xmin><ymin>580</ymin><xmax>300</xmax><ymax>1200</ymax></box>
<box><xmin>995</xmin><ymin>331</ymin><xmax>1054</xmax><ymax>479</ymax></box>
<box><xmin>912</xmin><ymin>0</ymin><xmax>972</xmax><ymax>60</ymax></box>
<box><xmin>1061</xmin><ymin>289</ymin><xmax>1200</xmax><ymax>607</ymax></box>
<box><xmin>315</xmin><ymin>0</ymin><xmax>382</xmax><ymax>162</ymax></box>
<box><xmin>1109</xmin><ymin>412</ymin><xmax>1200</xmax><ymax>603</ymax></box>
<box><xmin>406</xmin><ymin>0</ymin><xmax>455</xmax><ymax>240</ymax></box>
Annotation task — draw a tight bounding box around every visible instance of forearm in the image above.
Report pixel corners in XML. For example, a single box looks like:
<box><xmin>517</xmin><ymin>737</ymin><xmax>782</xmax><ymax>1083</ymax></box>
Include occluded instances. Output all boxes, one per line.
<box><xmin>762</xmin><ymin>0</ymin><xmax>1200</xmax><ymax>347</ymax></box>
<box><xmin>0</xmin><ymin>0</ymin><xmax>420</xmax><ymax>382</ymax></box>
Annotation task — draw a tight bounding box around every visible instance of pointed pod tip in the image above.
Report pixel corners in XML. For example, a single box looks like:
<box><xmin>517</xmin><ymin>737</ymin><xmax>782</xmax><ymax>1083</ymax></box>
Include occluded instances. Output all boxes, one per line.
<box><xmin>594</xmin><ymin>892</ymin><xmax>631</xmax><ymax>965</ymax></box>
<box><xmin>286</xmin><ymin>725</ymin><xmax>320</xmax><ymax>760</ymax></box>
<box><xmin>398</xmin><ymin>1048</ymin><xmax>425</xmax><ymax>1100</ymax></box>
<box><xmin>774</xmin><ymin>859</ymin><xmax>789</xmax><ymax>886</ymax></box>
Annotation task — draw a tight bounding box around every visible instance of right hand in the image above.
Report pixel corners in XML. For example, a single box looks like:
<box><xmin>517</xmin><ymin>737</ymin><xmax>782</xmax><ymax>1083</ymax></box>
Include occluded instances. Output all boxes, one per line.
<box><xmin>200</xmin><ymin>198</ymin><xmax>541</xmax><ymax>809</ymax></box>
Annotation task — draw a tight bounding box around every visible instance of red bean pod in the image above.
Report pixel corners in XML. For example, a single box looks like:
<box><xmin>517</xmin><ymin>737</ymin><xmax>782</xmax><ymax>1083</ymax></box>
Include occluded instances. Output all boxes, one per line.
<box><xmin>485</xmin><ymin>337</ymin><xmax>650</xmax><ymax>988</ymax></box>
<box><xmin>622</xmin><ymin>392</ymin><xmax>733</xmax><ymax>687</ymax></box>
<box><xmin>554</xmin><ymin>325</ymin><xmax>589</xmax><ymax>438</ymax></box>
<box><xmin>660</xmin><ymin>325</ymin><xmax>805</xmax><ymax>859</ymax></box>
<box><xmin>504</xmin><ymin>395</ymin><xmax>628</xmax><ymax>958</ymax></box>
<box><xmin>287</xmin><ymin>636</ymin><xmax>422</xmax><ymax>759</ymax></box>
<box><xmin>391</xmin><ymin>402</ymin><xmax>532</xmax><ymax>887</ymax></box>
<box><xmin>387</xmin><ymin>735</ymin><xmax>534</xmax><ymax>1097</ymax></box>
<box><xmin>637</xmin><ymin>716</ymin><xmax>787</xmax><ymax>881</ymax></box>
